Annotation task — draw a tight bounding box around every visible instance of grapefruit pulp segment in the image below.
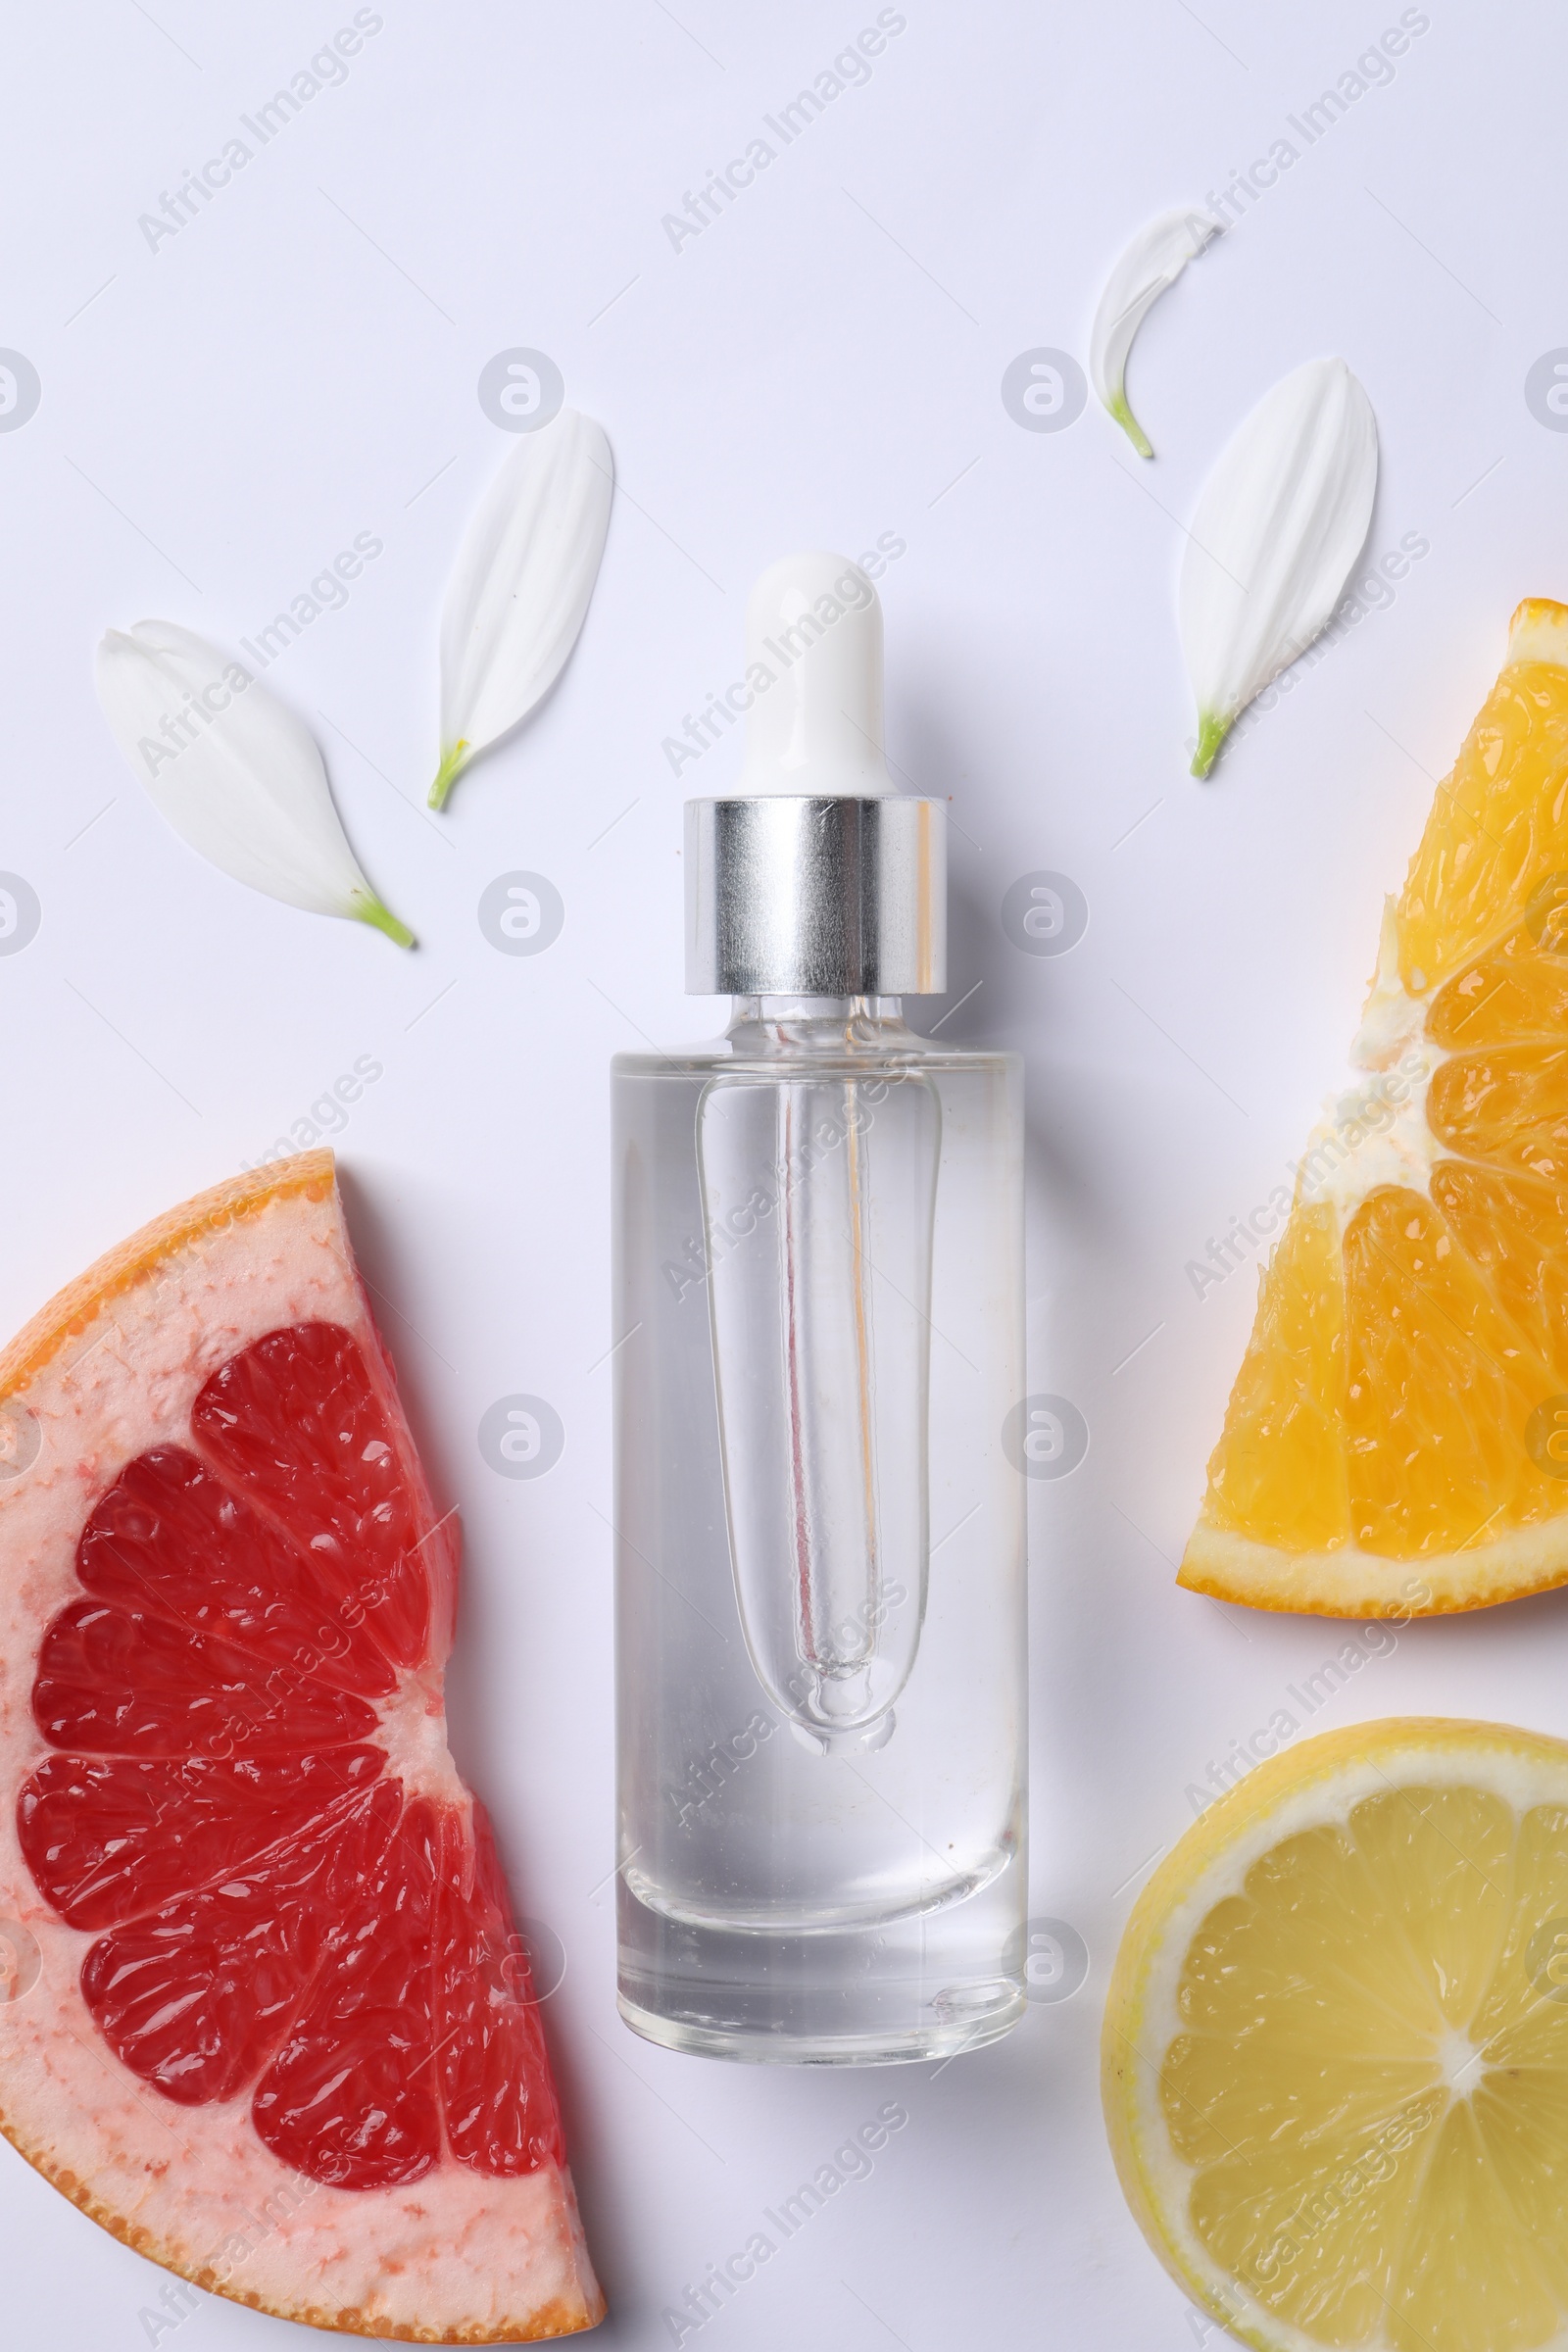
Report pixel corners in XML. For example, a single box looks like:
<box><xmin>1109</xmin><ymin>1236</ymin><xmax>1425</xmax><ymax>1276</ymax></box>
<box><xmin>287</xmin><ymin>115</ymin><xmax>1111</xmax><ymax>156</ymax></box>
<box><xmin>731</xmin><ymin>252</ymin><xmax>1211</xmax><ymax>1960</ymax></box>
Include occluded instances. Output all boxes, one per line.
<box><xmin>0</xmin><ymin>1152</ymin><xmax>602</xmax><ymax>2341</ymax></box>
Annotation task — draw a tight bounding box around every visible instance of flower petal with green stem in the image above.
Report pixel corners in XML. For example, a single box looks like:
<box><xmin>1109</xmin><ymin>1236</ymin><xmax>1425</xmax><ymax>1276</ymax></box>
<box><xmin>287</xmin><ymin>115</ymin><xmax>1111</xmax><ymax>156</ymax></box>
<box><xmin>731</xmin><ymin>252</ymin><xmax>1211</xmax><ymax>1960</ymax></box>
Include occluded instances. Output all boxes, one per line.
<box><xmin>93</xmin><ymin>620</ymin><xmax>414</xmax><ymax>945</ymax></box>
<box><xmin>1090</xmin><ymin>206</ymin><xmax>1223</xmax><ymax>459</ymax></box>
<box><xmin>1180</xmin><ymin>357</ymin><xmax>1378</xmax><ymax>778</ymax></box>
<box><xmin>430</xmin><ymin>408</ymin><xmax>613</xmax><ymax>809</ymax></box>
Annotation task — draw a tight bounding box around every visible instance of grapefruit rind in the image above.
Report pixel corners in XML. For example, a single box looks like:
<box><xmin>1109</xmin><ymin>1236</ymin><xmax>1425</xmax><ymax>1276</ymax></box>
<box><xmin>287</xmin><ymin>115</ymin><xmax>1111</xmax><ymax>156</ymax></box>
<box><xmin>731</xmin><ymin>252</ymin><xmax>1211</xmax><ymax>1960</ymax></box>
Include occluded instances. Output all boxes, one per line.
<box><xmin>0</xmin><ymin>1154</ymin><xmax>603</xmax><ymax>2343</ymax></box>
<box><xmin>1101</xmin><ymin>1717</ymin><xmax>1568</xmax><ymax>2352</ymax></box>
<box><xmin>0</xmin><ymin>1152</ymin><xmax>340</xmax><ymax>1404</ymax></box>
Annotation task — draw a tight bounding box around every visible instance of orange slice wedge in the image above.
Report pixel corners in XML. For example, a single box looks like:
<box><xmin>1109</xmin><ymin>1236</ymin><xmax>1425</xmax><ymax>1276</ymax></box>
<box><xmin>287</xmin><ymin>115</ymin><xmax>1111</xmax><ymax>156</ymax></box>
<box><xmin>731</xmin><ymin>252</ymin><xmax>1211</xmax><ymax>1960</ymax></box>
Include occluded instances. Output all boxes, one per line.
<box><xmin>1184</xmin><ymin>600</ymin><xmax>1568</xmax><ymax>1615</ymax></box>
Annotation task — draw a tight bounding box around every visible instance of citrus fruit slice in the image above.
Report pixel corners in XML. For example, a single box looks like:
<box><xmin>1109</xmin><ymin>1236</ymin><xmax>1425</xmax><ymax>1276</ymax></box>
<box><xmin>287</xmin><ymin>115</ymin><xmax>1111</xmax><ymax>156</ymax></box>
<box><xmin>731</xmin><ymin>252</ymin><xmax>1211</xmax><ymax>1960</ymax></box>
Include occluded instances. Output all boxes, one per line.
<box><xmin>0</xmin><ymin>1154</ymin><xmax>603</xmax><ymax>2342</ymax></box>
<box><xmin>1184</xmin><ymin>599</ymin><xmax>1568</xmax><ymax>1615</ymax></box>
<box><xmin>1103</xmin><ymin>1716</ymin><xmax>1568</xmax><ymax>2352</ymax></box>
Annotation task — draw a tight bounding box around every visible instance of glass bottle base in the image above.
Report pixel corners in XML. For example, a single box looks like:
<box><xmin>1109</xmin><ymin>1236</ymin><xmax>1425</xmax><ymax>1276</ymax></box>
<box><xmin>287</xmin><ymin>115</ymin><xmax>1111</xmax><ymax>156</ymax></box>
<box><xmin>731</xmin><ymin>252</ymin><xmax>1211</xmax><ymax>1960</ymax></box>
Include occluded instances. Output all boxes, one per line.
<box><xmin>616</xmin><ymin>1985</ymin><xmax>1025</xmax><ymax>2067</ymax></box>
<box><xmin>616</xmin><ymin>1877</ymin><xmax>1026</xmax><ymax>2065</ymax></box>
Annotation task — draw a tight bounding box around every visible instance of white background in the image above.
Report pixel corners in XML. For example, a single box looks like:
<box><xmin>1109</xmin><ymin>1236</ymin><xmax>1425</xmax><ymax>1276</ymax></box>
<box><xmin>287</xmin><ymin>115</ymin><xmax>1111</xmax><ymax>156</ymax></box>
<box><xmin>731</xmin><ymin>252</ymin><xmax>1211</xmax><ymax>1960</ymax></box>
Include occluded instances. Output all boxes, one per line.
<box><xmin>2</xmin><ymin>2</ymin><xmax>1565</xmax><ymax>2344</ymax></box>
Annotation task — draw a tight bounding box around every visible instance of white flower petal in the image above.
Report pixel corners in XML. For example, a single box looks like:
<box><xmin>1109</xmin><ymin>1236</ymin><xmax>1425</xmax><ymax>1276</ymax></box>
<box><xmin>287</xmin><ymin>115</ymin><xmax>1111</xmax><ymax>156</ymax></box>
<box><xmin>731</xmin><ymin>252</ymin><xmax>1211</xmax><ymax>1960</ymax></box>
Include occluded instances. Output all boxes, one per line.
<box><xmin>93</xmin><ymin>620</ymin><xmax>413</xmax><ymax>945</ymax></box>
<box><xmin>1179</xmin><ymin>357</ymin><xmax>1379</xmax><ymax>777</ymax></box>
<box><xmin>431</xmin><ymin>408</ymin><xmax>613</xmax><ymax>808</ymax></box>
<box><xmin>1090</xmin><ymin>207</ymin><xmax>1222</xmax><ymax>458</ymax></box>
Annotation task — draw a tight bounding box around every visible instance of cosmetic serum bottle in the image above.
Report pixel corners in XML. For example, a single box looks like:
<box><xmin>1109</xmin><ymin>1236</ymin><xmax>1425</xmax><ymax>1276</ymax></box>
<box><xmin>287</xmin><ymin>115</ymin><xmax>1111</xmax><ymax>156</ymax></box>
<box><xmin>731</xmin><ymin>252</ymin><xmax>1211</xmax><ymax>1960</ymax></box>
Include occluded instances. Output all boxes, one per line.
<box><xmin>612</xmin><ymin>551</ymin><xmax>1026</xmax><ymax>2062</ymax></box>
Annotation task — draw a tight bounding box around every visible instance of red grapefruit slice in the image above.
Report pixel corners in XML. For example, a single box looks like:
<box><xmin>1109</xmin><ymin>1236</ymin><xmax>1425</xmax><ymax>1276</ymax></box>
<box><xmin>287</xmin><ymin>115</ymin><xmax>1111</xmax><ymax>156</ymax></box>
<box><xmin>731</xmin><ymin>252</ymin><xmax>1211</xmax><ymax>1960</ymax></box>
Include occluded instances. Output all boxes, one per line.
<box><xmin>0</xmin><ymin>1153</ymin><xmax>603</xmax><ymax>2342</ymax></box>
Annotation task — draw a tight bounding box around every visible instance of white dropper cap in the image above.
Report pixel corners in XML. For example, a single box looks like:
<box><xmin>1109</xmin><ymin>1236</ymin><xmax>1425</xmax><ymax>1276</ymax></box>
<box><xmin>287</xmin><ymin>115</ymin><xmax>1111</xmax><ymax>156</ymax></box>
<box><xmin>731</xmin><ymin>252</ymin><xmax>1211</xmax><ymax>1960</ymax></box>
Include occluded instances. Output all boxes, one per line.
<box><xmin>735</xmin><ymin>550</ymin><xmax>895</xmax><ymax>798</ymax></box>
<box><xmin>682</xmin><ymin>548</ymin><xmax>945</xmax><ymax>993</ymax></box>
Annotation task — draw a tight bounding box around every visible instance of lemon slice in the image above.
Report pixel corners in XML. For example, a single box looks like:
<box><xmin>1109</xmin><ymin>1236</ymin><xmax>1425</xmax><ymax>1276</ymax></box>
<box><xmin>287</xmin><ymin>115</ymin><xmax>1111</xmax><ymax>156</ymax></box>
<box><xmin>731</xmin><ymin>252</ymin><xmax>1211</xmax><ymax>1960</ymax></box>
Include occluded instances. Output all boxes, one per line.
<box><xmin>1102</xmin><ymin>1718</ymin><xmax>1568</xmax><ymax>2352</ymax></box>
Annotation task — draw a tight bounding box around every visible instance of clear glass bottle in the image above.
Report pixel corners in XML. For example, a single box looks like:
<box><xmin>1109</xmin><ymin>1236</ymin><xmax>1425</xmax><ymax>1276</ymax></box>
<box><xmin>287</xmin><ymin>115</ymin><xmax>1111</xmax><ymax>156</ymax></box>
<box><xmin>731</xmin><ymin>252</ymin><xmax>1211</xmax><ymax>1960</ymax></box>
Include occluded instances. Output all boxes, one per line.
<box><xmin>612</xmin><ymin>555</ymin><xmax>1026</xmax><ymax>2063</ymax></box>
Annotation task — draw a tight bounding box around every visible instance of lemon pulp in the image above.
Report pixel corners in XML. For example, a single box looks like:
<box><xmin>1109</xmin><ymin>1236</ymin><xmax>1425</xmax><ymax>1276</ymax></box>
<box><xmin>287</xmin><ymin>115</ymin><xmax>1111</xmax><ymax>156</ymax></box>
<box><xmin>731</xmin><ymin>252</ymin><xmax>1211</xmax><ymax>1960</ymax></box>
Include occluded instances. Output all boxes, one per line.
<box><xmin>1104</xmin><ymin>1723</ymin><xmax>1568</xmax><ymax>2352</ymax></box>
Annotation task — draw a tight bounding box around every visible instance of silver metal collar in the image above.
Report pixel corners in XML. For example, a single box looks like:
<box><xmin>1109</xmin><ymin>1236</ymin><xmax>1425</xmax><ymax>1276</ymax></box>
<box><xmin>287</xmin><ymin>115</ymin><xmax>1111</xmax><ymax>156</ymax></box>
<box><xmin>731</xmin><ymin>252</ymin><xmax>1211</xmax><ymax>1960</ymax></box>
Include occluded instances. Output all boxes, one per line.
<box><xmin>684</xmin><ymin>796</ymin><xmax>947</xmax><ymax>997</ymax></box>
